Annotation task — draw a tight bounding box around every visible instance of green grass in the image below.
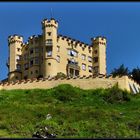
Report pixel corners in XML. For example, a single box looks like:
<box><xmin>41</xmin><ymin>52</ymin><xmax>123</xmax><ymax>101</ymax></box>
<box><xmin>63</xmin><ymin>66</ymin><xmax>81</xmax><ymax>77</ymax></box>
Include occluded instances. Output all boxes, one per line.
<box><xmin>0</xmin><ymin>84</ymin><xmax>140</xmax><ymax>138</ymax></box>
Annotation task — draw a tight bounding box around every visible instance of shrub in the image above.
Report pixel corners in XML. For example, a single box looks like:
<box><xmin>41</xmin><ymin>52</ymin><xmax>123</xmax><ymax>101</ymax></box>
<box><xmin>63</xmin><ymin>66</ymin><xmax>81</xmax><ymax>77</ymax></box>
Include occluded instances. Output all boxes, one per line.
<box><xmin>52</xmin><ymin>84</ymin><xmax>81</xmax><ymax>102</ymax></box>
<box><xmin>102</xmin><ymin>84</ymin><xmax>130</xmax><ymax>103</ymax></box>
<box><xmin>55</xmin><ymin>72</ymin><xmax>67</xmax><ymax>79</ymax></box>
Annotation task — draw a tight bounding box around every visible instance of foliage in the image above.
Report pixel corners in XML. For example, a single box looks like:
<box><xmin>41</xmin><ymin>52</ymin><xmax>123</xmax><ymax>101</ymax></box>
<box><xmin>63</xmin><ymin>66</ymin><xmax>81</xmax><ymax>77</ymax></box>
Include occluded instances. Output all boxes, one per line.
<box><xmin>0</xmin><ymin>84</ymin><xmax>139</xmax><ymax>138</ymax></box>
<box><xmin>111</xmin><ymin>64</ymin><xmax>129</xmax><ymax>77</ymax></box>
<box><xmin>101</xmin><ymin>84</ymin><xmax>131</xmax><ymax>103</ymax></box>
<box><xmin>55</xmin><ymin>72</ymin><xmax>67</xmax><ymax>79</ymax></box>
<box><xmin>131</xmin><ymin>67</ymin><xmax>140</xmax><ymax>85</ymax></box>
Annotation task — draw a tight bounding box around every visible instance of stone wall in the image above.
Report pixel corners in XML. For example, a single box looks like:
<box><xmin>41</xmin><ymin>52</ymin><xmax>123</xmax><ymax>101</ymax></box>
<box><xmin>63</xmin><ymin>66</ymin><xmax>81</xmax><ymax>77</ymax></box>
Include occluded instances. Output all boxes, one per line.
<box><xmin>0</xmin><ymin>76</ymin><xmax>140</xmax><ymax>93</ymax></box>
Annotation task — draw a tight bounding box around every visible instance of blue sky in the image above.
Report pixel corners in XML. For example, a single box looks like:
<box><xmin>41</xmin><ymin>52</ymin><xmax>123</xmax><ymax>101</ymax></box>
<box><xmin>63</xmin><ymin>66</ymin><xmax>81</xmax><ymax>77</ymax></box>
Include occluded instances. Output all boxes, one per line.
<box><xmin>0</xmin><ymin>2</ymin><xmax>140</xmax><ymax>80</ymax></box>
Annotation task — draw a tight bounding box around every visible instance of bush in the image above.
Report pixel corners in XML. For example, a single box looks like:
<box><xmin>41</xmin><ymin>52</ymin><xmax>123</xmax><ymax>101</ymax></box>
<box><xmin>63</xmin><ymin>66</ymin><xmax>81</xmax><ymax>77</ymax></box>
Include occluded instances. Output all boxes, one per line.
<box><xmin>55</xmin><ymin>72</ymin><xmax>67</xmax><ymax>79</ymax></box>
<box><xmin>102</xmin><ymin>85</ymin><xmax>130</xmax><ymax>103</ymax></box>
<box><xmin>52</xmin><ymin>84</ymin><xmax>81</xmax><ymax>102</ymax></box>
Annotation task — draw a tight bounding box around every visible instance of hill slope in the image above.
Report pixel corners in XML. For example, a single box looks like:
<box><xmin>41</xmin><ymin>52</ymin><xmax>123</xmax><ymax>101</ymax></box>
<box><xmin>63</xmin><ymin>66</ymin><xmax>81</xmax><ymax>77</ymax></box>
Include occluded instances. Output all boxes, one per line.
<box><xmin>0</xmin><ymin>84</ymin><xmax>140</xmax><ymax>138</ymax></box>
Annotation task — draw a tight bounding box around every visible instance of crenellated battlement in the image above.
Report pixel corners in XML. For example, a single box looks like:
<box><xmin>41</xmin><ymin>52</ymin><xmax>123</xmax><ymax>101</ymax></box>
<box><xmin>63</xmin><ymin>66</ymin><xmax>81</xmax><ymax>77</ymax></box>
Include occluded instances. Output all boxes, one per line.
<box><xmin>8</xmin><ymin>34</ymin><xmax>23</xmax><ymax>44</ymax></box>
<box><xmin>57</xmin><ymin>34</ymin><xmax>92</xmax><ymax>49</ymax></box>
<box><xmin>91</xmin><ymin>36</ymin><xmax>107</xmax><ymax>45</ymax></box>
<box><xmin>42</xmin><ymin>18</ymin><xmax>58</xmax><ymax>28</ymax></box>
<box><xmin>0</xmin><ymin>76</ymin><xmax>140</xmax><ymax>94</ymax></box>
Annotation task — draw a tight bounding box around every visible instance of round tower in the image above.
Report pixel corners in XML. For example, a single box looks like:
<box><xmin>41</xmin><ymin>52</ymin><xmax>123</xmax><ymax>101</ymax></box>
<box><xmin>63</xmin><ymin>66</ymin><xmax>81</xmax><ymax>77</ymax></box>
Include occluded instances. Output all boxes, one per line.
<box><xmin>41</xmin><ymin>18</ymin><xmax>59</xmax><ymax>78</ymax></box>
<box><xmin>91</xmin><ymin>36</ymin><xmax>107</xmax><ymax>76</ymax></box>
<box><xmin>8</xmin><ymin>35</ymin><xmax>23</xmax><ymax>81</ymax></box>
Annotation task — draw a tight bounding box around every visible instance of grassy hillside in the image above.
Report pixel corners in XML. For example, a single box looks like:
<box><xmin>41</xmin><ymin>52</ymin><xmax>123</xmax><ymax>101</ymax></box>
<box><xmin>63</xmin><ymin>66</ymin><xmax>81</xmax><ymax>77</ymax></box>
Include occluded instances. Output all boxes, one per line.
<box><xmin>0</xmin><ymin>84</ymin><xmax>140</xmax><ymax>138</ymax></box>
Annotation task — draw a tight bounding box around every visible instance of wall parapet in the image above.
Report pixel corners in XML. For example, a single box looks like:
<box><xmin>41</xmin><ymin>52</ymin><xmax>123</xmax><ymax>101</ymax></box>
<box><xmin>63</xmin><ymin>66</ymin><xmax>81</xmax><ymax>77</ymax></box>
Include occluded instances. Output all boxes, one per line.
<box><xmin>0</xmin><ymin>76</ymin><xmax>140</xmax><ymax>93</ymax></box>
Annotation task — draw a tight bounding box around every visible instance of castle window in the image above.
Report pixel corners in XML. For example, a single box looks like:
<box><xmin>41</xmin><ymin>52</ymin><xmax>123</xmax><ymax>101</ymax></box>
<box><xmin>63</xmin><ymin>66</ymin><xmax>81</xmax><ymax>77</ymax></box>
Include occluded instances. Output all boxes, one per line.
<box><xmin>16</xmin><ymin>55</ymin><xmax>22</xmax><ymax>62</ymax></box>
<box><xmin>47</xmin><ymin>50</ymin><xmax>52</xmax><ymax>57</ymax></box>
<box><xmin>35</xmin><ymin>58</ymin><xmax>39</xmax><ymax>64</ymax></box>
<box><xmin>30</xmin><ymin>60</ymin><xmax>33</xmax><ymax>67</ymax></box>
<box><xmin>16</xmin><ymin>64</ymin><xmax>21</xmax><ymax>71</ymax></box>
<box><xmin>15</xmin><ymin>76</ymin><xmax>18</xmax><ymax>79</ymax></box>
<box><xmin>48</xmin><ymin>63</ymin><xmax>51</xmax><ymax>66</ymax></box>
<box><xmin>57</xmin><ymin>46</ymin><xmax>60</xmax><ymax>52</ymax></box>
<box><xmin>47</xmin><ymin>32</ymin><xmax>51</xmax><ymax>36</ymax></box>
<box><xmin>88</xmin><ymin>56</ymin><xmax>92</xmax><ymax>62</ymax></box>
<box><xmin>31</xmin><ymin>71</ymin><xmax>33</xmax><ymax>75</ymax></box>
<box><xmin>24</xmin><ymin>54</ymin><xmax>28</xmax><ymax>60</ymax></box>
<box><xmin>24</xmin><ymin>63</ymin><xmax>29</xmax><ymax>70</ymax></box>
<box><xmin>30</xmin><ymin>49</ymin><xmax>34</xmax><ymax>54</ymax></box>
<box><xmin>68</xmin><ymin>50</ymin><xmax>77</xmax><ymax>57</ymax></box>
<box><xmin>88</xmin><ymin>66</ymin><xmax>93</xmax><ymax>73</ymax></box>
<box><xmin>82</xmin><ymin>47</ymin><xmax>85</xmax><ymax>51</ymax></box>
<box><xmin>89</xmin><ymin>49</ymin><xmax>92</xmax><ymax>53</ymax></box>
<box><xmin>94</xmin><ymin>57</ymin><xmax>98</xmax><ymax>63</ymax></box>
<box><xmin>56</xmin><ymin>55</ymin><xmax>60</xmax><ymax>63</ymax></box>
<box><xmin>94</xmin><ymin>50</ymin><xmax>98</xmax><ymax>54</ymax></box>
<box><xmin>17</xmin><ymin>48</ymin><xmax>20</xmax><ymax>52</ymax></box>
<box><xmin>35</xmin><ymin>48</ymin><xmax>39</xmax><ymax>53</ymax></box>
<box><xmin>45</xmin><ymin>39</ymin><xmax>52</xmax><ymax>46</ymax></box>
<box><xmin>82</xmin><ymin>64</ymin><xmax>86</xmax><ymax>71</ymax></box>
<box><xmin>81</xmin><ymin>54</ymin><xmax>86</xmax><ymax>60</ymax></box>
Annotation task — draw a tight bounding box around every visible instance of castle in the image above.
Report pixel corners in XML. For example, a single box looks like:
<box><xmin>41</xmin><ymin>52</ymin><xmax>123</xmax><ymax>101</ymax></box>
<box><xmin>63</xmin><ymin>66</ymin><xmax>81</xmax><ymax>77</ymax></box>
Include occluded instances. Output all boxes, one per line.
<box><xmin>7</xmin><ymin>18</ymin><xmax>106</xmax><ymax>82</ymax></box>
<box><xmin>3</xmin><ymin>17</ymin><xmax>140</xmax><ymax>94</ymax></box>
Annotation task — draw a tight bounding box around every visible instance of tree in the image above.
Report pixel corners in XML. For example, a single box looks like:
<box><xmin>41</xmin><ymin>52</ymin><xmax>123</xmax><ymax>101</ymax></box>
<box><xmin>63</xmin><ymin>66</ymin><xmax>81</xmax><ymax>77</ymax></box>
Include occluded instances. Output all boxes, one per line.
<box><xmin>111</xmin><ymin>64</ymin><xmax>129</xmax><ymax>77</ymax></box>
<box><xmin>131</xmin><ymin>67</ymin><xmax>140</xmax><ymax>85</ymax></box>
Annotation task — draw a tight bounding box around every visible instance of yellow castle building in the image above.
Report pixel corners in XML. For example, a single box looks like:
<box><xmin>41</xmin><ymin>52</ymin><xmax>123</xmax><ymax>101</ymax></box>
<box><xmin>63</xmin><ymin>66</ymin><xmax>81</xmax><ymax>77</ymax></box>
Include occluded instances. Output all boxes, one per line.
<box><xmin>7</xmin><ymin>18</ymin><xmax>107</xmax><ymax>82</ymax></box>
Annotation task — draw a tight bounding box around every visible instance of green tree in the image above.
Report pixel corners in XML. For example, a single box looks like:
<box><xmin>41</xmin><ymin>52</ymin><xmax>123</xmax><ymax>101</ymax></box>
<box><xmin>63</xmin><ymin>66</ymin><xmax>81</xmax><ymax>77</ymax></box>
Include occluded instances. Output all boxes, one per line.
<box><xmin>111</xmin><ymin>64</ymin><xmax>129</xmax><ymax>77</ymax></box>
<box><xmin>131</xmin><ymin>67</ymin><xmax>140</xmax><ymax>85</ymax></box>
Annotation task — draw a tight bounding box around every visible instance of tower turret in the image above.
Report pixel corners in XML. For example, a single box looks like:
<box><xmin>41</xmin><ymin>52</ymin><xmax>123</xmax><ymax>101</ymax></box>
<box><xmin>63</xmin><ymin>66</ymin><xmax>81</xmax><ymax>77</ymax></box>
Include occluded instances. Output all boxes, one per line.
<box><xmin>8</xmin><ymin>35</ymin><xmax>23</xmax><ymax>81</ymax></box>
<box><xmin>91</xmin><ymin>36</ymin><xmax>107</xmax><ymax>76</ymax></box>
<box><xmin>42</xmin><ymin>18</ymin><xmax>59</xmax><ymax>78</ymax></box>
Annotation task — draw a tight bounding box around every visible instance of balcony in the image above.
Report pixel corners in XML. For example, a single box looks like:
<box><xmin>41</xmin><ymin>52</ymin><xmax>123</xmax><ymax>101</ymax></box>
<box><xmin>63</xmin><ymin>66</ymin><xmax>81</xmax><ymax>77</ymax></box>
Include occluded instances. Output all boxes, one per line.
<box><xmin>45</xmin><ymin>40</ymin><xmax>53</xmax><ymax>46</ymax></box>
<box><xmin>67</xmin><ymin>62</ymin><xmax>80</xmax><ymax>70</ymax></box>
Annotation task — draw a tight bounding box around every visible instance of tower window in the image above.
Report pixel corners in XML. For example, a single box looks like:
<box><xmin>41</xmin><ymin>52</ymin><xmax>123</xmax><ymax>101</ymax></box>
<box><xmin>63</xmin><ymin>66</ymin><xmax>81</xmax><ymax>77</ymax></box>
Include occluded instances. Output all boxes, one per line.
<box><xmin>82</xmin><ymin>64</ymin><xmax>86</xmax><ymax>71</ymax></box>
<box><xmin>16</xmin><ymin>64</ymin><xmax>21</xmax><ymax>71</ymax></box>
<box><xmin>88</xmin><ymin>66</ymin><xmax>93</xmax><ymax>73</ymax></box>
<box><xmin>88</xmin><ymin>56</ymin><xmax>92</xmax><ymax>62</ymax></box>
<box><xmin>56</xmin><ymin>55</ymin><xmax>60</xmax><ymax>63</ymax></box>
<box><xmin>94</xmin><ymin>57</ymin><xmax>98</xmax><ymax>63</ymax></box>
<box><xmin>94</xmin><ymin>50</ymin><xmax>98</xmax><ymax>54</ymax></box>
<box><xmin>48</xmin><ymin>63</ymin><xmax>51</xmax><ymax>66</ymax></box>
<box><xmin>31</xmin><ymin>71</ymin><xmax>33</xmax><ymax>75</ymax></box>
<box><xmin>47</xmin><ymin>51</ymin><xmax>52</xmax><ymax>57</ymax></box>
<box><xmin>45</xmin><ymin>39</ymin><xmax>52</xmax><ymax>46</ymax></box>
<box><xmin>47</xmin><ymin>32</ymin><xmax>51</xmax><ymax>36</ymax></box>
<box><xmin>57</xmin><ymin>46</ymin><xmax>60</xmax><ymax>52</ymax></box>
<box><xmin>16</xmin><ymin>55</ymin><xmax>22</xmax><ymax>61</ymax></box>
<box><xmin>81</xmin><ymin>54</ymin><xmax>86</xmax><ymax>60</ymax></box>
<box><xmin>17</xmin><ymin>48</ymin><xmax>20</xmax><ymax>52</ymax></box>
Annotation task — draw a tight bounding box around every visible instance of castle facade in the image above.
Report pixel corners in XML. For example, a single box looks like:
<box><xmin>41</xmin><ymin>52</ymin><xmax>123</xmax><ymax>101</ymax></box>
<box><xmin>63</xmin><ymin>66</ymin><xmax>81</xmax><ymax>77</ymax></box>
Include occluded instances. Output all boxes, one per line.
<box><xmin>7</xmin><ymin>18</ymin><xmax>107</xmax><ymax>82</ymax></box>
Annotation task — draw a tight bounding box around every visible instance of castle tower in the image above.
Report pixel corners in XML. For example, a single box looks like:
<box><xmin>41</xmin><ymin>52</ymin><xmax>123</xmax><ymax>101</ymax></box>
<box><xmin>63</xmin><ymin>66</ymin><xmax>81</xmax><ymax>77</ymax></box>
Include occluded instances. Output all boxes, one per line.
<box><xmin>92</xmin><ymin>36</ymin><xmax>107</xmax><ymax>76</ymax></box>
<box><xmin>41</xmin><ymin>18</ymin><xmax>59</xmax><ymax>78</ymax></box>
<box><xmin>8</xmin><ymin>35</ymin><xmax>23</xmax><ymax>81</ymax></box>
